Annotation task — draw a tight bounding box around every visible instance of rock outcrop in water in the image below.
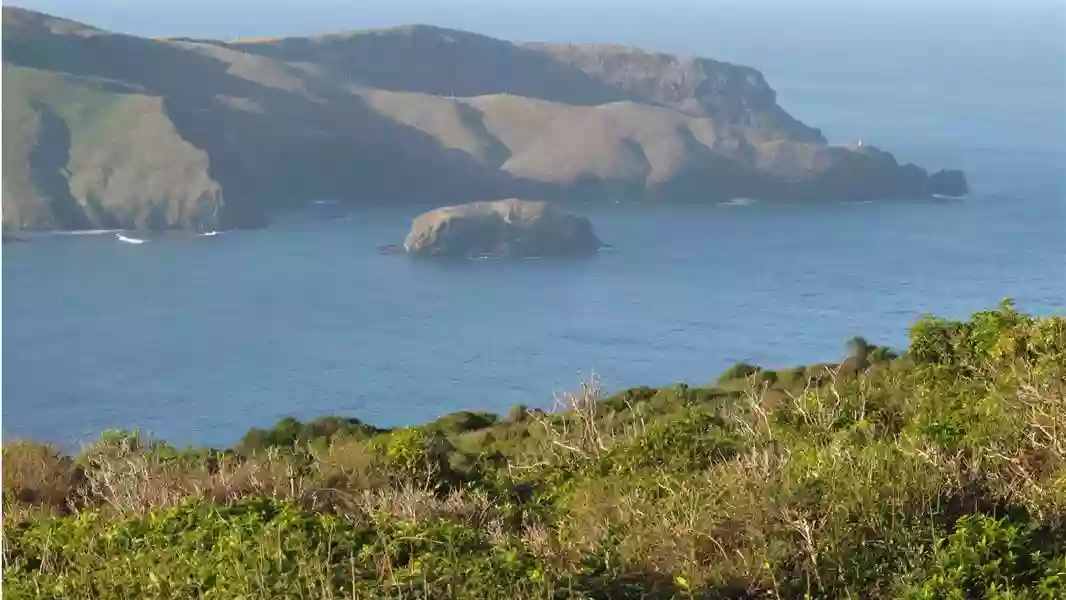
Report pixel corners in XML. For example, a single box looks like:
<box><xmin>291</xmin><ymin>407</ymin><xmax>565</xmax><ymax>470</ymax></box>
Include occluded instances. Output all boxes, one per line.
<box><xmin>403</xmin><ymin>199</ymin><xmax>601</xmax><ymax>258</ymax></box>
<box><xmin>3</xmin><ymin>7</ymin><xmax>968</xmax><ymax>231</ymax></box>
<box><xmin>928</xmin><ymin>169</ymin><xmax>970</xmax><ymax>197</ymax></box>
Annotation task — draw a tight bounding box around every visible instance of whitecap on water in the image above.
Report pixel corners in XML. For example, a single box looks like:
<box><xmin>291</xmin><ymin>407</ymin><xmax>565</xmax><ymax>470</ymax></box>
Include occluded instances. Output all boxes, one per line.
<box><xmin>115</xmin><ymin>233</ymin><xmax>147</xmax><ymax>245</ymax></box>
<box><xmin>53</xmin><ymin>229</ymin><xmax>122</xmax><ymax>236</ymax></box>
<box><xmin>719</xmin><ymin>197</ymin><xmax>756</xmax><ymax>206</ymax></box>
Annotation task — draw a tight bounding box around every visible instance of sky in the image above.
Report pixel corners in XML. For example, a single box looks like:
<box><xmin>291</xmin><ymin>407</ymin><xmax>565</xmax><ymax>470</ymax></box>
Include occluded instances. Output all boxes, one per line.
<box><xmin>11</xmin><ymin>0</ymin><xmax>1065</xmax><ymax>47</ymax></box>
<box><xmin>17</xmin><ymin>0</ymin><xmax>1061</xmax><ymax>94</ymax></box>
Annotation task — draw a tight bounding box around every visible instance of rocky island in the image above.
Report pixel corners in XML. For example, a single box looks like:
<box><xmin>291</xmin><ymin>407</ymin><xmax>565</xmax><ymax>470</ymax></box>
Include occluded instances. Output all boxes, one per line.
<box><xmin>402</xmin><ymin>199</ymin><xmax>602</xmax><ymax>258</ymax></box>
<box><xmin>2</xmin><ymin>7</ymin><xmax>968</xmax><ymax>232</ymax></box>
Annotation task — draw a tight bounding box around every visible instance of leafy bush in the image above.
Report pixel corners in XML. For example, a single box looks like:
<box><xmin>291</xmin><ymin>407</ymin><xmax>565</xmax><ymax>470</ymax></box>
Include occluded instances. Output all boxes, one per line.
<box><xmin>596</xmin><ymin>406</ymin><xmax>742</xmax><ymax>475</ymax></box>
<box><xmin>429</xmin><ymin>410</ymin><xmax>499</xmax><ymax>434</ymax></box>
<box><xmin>867</xmin><ymin>345</ymin><xmax>899</xmax><ymax>363</ymax></box>
<box><xmin>238</xmin><ymin>415</ymin><xmax>384</xmax><ymax>454</ymax></box>
<box><xmin>4</xmin><ymin>498</ymin><xmax>374</xmax><ymax>598</ymax></box>
<box><xmin>901</xmin><ymin>514</ymin><xmax>1066</xmax><ymax>599</ymax></box>
<box><xmin>718</xmin><ymin>361</ymin><xmax>763</xmax><ymax>382</ymax></box>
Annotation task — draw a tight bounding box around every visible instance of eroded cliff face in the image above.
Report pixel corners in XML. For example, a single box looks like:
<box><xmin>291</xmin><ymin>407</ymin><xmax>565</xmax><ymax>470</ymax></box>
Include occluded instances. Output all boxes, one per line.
<box><xmin>522</xmin><ymin>43</ymin><xmax>826</xmax><ymax>143</ymax></box>
<box><xmin>2</xmin><ymin>8</ymin><xmax>965</xmax><ymax>231</ymax></box>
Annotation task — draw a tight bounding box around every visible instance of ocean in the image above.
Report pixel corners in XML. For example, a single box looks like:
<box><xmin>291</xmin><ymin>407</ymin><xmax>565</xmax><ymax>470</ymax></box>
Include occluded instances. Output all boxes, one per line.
<box><xmin>3</xmin><ymin>4</ymin><xmax>1064</xmax><ymax>448</ymax></box>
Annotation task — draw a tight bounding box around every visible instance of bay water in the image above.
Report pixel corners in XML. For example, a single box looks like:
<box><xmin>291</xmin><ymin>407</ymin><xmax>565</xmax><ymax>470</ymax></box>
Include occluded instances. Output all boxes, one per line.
<box><xmin>3</xmin><ymin>11</ymin><xmax>1063</xmax><ymax>448</ymax></box>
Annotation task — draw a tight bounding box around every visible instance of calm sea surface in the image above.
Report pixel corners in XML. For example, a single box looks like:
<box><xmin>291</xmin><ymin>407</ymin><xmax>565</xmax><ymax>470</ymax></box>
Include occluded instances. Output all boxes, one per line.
<box><xmin>4</xmin><ymin>28</ymin><xmax>1064</xmax><ymax>448</ymax></box>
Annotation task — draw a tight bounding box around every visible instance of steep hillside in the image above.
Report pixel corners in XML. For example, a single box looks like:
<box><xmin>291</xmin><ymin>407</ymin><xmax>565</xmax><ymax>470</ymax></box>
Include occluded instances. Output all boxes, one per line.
<box><xmin>1</xmin><ymin>7</ymin><xmax>967</xmax><ymax>231</ymax></box>
<box><xmin>2</xmin><ymin>66</ymin><xmax>223</xmax><ymax>229</ymax></box>
<box><xmin>523</xmin><ymin>42</ymin><xmax>825</xmax><ymax>142</ymax></box>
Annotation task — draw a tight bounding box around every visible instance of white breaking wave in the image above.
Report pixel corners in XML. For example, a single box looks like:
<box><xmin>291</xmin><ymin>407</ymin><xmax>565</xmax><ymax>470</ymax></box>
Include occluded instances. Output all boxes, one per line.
<box><xmin>720</xmin><ymin>197</ymin><xmax>756</xmax><ymax>206</ymax></box>
<box><xmin>115</xmin><ymin>233</ymin><xmax>146</xmax><ymax>245</ymax></box>
<box><xmin>53</xmin><ymin>229</ymin><xmax>122</xmax><ymax>236</ymax></box>
<box><xmin>932</xmin><ymin>193</ymin><xmax>968</xmax><ymax>200</ymax></box>
<box><xmin>198</xmin><ymin>231</ymin><xmax>220</xmax><ymax>237</ymax></box>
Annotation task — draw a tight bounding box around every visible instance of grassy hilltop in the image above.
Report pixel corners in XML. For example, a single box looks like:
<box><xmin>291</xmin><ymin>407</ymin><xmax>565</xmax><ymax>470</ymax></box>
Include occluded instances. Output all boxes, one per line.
<box><xmin>3</xmin><ymin>301</ymin><xmax>1065</xmax><ymax>598</ymax></box>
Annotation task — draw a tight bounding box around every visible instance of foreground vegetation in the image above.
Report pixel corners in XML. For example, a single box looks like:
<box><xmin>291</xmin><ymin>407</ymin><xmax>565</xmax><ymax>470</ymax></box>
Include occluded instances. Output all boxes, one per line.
<box><xmin>4</xmin><ymin>301</ymin><xmax>1065</xmax><ymax>598</ymax></box>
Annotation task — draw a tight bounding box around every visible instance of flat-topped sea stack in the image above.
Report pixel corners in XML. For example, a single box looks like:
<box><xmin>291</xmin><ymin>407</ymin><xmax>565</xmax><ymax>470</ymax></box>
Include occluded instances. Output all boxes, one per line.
<box><xmin>403</xmin><ymin>199</ymin><xmax>601</xmax><ymax>258</ymax></box>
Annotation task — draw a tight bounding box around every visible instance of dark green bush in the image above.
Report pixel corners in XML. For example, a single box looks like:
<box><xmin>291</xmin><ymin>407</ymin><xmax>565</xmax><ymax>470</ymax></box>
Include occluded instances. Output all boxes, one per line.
<box><xmin>867</xmin><ymin>345</ymin><xmax>899</xmax><ymax>363</ymax></box>
<box><xmin>901</xmin><ymin>514</ymin><xmax>1066</xmax><ymax>599</ymax></box>
<box><xmin>596</xmin><ymin>406</ymin><xmax>742</xmax><ymax>475</ymax></box>
<box><xmin>238</xmin><ymin>415</ymin><xmax>384</xmax><ymax>454</ymax></box>
<box><xmin>717</xmin><ymin>362</ymin><xmax>762</xmax><ymax>383</ymax></box>
<box><xmin>429</xmin><ymin>410</ymin><xmax>499</xmax><ymax>434</ymax></box>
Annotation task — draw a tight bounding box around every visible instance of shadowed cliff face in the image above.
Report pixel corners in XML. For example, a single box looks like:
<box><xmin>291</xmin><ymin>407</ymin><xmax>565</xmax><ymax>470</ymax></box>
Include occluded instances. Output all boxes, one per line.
<box><xmin>27</xmin><ymin>103</ymin><xmax>92</xmax><ymax>229</ymax></box>
<box><xmin>2</xmin><ymin>7</ymin><xmax>965</xmax><ymax>231</ymax></box>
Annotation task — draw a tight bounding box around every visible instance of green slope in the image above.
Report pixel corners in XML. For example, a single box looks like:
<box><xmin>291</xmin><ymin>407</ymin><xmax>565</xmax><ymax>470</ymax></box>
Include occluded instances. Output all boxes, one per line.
<box><xmin>2</xmin><ymin>66</ymin><xmax>222</xmax><ymax>229</ymax></box>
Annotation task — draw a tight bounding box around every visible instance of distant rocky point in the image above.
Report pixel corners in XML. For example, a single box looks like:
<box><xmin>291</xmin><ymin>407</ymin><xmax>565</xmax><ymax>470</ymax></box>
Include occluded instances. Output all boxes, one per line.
<box><xmin>402</xmin><ymin>199</ymin><xmax>601</xmax><ymax>258</ymax></box>
<box><xmin>928</xmin><ymin>169</ymin><xmax>969</xmax><ymax>197</ymax></box>
<box><xmin>2</xmin><ymin>6</ymin><xmax>968</xmax><ymax>232</ymax></box>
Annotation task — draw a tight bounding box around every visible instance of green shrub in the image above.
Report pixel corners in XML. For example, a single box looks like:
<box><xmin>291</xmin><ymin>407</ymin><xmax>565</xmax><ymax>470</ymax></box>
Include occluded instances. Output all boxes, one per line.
<box><xmin>867</xmin><ymin>345</ymin><xmax>899</xmax><ymax>363</ymax></box>
<box><xmin>901</xmin><ymin>514</ymin><xmax>1066</xmax><ymax>599</ymax></box>
<box><xmin>3</xmin><ymin>498</ymin><xmax>377</xmax><ymax>599</ymax></box>
<box><xmin>2</xmin><ymin>498</ymin><xmax>560</xmax><ymax>599</ymax></box>
<box><xmin>430</xmin><ymin>410</ymin><xmax>499</xmax><ymax>434</ymax></box>
<box><xmin>238</xmin><ymin>415</ymin><xmax>384</xmax><ymax>454</ymax></box>
<box><xmin>718</xmin><ymin>362</ymin><xmax>762</xmax><ymax>383</ymax></box>
<box><xmin>596</xmin><ymin>406</ymin><xmax>743</xmax><ymax>476</ymax></box>
<box><xmin>371</xmin><ymin>427</ymin><xmax>468</xmax><ymax>491</ymax></box>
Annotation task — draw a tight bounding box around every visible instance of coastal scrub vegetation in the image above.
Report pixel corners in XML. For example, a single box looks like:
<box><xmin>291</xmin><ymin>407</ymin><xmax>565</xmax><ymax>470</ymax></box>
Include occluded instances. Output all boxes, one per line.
<box><xmin>3</xmin><ymin>301</ymin><xmax>1065</xmax><ymax>598</ymax></box>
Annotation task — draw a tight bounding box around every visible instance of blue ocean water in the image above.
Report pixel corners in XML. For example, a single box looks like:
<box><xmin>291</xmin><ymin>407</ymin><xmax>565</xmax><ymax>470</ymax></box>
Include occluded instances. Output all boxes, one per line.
<box><xmin>5</xmin><ymin>190</ymin><xmax>1063</xmax><ymax>448</ymax></box>
<box><xmin>3</xmin><ymin>8</ymin><xmax>1064</xmax><ymax>448</ymax></box>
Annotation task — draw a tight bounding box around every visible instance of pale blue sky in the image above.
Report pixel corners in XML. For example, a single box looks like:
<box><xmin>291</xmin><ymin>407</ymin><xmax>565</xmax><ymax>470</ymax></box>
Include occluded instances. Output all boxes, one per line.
<box><xmin>11</xmin><ymin>0</ymin><xmax>1063</xmax><ymax>45</ymax></box>
<box><xmin>10</xmin><ymin>0</ymin><xmax>1064</xmax><ymax>113</ymax></box>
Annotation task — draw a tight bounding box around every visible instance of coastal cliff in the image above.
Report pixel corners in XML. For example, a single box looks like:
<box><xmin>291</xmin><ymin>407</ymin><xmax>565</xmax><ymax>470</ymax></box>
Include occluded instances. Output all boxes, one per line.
<box><xmin>2</xmin><ymin>7</ymin><xmax>966</xmax><ymax>231</ymax></box>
